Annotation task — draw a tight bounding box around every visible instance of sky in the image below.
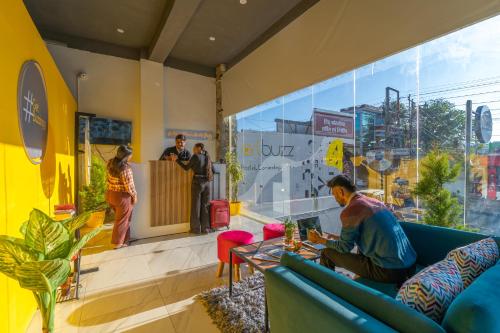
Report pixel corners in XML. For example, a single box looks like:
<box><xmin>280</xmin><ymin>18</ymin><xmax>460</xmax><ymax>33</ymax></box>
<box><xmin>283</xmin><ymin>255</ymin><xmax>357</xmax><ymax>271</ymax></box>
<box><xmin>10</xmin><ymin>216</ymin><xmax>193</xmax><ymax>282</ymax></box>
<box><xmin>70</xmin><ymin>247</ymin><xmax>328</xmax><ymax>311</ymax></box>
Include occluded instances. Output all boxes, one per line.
<box><xmin>236</xmin><ymin>14</ymin><xmax>500</xmax><ymax>143</ymax></box>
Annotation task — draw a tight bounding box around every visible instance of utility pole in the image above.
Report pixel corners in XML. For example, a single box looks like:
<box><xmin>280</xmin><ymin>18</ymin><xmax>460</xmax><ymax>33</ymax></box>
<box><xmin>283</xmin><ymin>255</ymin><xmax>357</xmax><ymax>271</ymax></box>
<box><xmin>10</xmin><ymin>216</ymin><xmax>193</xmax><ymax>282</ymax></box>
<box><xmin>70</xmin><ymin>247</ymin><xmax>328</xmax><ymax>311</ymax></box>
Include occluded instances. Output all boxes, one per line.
<box><xmin>465</xmin><ymin>100</ymin><xmax>472</xmax><ymax>223</ymax></box>
<box><xmin>385</xmin><ymin>87</ymin><xmax>400</xmax><ymax>149</ymax></box>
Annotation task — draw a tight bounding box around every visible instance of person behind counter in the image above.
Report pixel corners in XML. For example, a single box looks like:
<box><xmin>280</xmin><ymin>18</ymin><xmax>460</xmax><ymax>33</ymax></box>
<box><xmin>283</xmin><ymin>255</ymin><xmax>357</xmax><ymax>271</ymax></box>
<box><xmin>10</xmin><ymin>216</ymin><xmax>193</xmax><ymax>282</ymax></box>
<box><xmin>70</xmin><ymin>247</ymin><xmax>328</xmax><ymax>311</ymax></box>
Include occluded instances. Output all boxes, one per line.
<box><xmin>175</xmin><ymin>143</ymin><xmax>214</xmax><ymax>234</ymax></box>
<box><xmin>105</xmin><ymin>145</ymin><xmax>137</xmax><ymax>249</ymax></box>
<box><xmin>159</xmin><ymin>134</ymin><xmax>191</xmax><ymax>161</ymax></box>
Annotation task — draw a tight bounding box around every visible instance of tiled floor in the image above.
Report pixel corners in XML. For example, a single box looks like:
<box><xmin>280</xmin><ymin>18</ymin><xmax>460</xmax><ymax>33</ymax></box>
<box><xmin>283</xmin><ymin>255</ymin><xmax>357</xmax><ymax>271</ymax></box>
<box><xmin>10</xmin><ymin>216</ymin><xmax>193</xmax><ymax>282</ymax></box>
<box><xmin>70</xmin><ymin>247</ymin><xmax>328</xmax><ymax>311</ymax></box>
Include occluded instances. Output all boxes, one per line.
<box><xmin>26</xmin><ymin>216</ymin><xmax>264</xmax><ymax>333</ymax></box>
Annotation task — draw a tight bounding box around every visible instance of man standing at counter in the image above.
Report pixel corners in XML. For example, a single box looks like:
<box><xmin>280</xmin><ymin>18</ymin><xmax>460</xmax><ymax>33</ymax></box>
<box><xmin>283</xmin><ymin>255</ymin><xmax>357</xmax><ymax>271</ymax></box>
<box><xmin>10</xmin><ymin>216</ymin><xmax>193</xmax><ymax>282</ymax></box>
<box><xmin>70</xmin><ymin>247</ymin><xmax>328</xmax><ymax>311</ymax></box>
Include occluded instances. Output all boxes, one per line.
<box><xmin>159</xmin><ymin>134</ymin><xmax>191</xmax><ymax>161</ymax></box>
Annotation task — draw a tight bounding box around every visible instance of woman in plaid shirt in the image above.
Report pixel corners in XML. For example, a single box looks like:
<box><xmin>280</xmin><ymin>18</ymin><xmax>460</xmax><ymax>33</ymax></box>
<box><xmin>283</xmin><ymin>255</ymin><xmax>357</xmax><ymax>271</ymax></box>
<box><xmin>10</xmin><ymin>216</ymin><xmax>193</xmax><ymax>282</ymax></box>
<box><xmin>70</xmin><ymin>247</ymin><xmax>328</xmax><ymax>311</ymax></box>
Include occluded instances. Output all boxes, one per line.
<box><xmin>105</xmin><ymin>145</ymin><xmax>137</xmax><ymax>249</ymax></box>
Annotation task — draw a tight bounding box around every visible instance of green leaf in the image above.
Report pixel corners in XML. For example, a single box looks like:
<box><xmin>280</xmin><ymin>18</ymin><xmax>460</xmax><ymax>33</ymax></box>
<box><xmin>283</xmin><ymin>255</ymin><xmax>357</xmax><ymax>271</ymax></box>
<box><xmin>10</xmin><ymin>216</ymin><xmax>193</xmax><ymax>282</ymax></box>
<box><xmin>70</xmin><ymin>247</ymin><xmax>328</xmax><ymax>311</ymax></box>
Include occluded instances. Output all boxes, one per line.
<box><xmin>67</xmin><ymin>227</ymin><xmax>102</xmax><ymax>260</ymax></box>
<box><xmin>19</xmin><ymin>221</ymin><xmax>28</xmax><ymax>236</ymax></box>
<box><xmin>15</xmin><ymin>259</ymin><xmax>71</xmax><ymax>293</ymax></box>
<box><xmin>0</xmin><ymin>236</ymin><xmax>39</xmax><ymax>280</ymax></box>
<box><xmin>61</xmin><ymin>211</ymin><xmax>92</xmax><ymax>234</ymax></box>
<box><xmin>25</xmin><ymin>209</ymin><xmax>70</xmax><ymax>259</ymax></box>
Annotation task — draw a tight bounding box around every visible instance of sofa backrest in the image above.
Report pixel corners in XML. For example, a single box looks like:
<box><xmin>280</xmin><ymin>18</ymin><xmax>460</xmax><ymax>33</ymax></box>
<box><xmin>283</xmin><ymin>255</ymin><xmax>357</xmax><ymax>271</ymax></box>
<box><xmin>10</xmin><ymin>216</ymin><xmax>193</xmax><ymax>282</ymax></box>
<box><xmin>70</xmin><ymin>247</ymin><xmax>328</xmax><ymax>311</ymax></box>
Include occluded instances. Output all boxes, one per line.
<box><xmin>400</xmin><ymin>222</ymin><xmax>500</xmax><ymax>266</ymax></box>
<box><xmin>280</xmin><ymin>252</ymin><xmax>445</xmax><ymax>333</ymax></box>
<box><xmin>265</xmin><ymin>266</ymin><xmax>398</xmax><ymax>333</ymax></box>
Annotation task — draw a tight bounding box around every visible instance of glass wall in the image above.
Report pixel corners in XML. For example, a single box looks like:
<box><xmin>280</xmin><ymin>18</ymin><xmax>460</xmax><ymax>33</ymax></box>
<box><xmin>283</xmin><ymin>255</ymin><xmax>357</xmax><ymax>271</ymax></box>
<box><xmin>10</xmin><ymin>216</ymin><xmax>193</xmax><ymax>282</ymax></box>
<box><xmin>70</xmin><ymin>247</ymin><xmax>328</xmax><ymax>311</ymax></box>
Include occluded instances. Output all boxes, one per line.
<box><xmin>226</xmin><ymin>15</ymin><xmax>500</xmax><ymax>235</ymax></box>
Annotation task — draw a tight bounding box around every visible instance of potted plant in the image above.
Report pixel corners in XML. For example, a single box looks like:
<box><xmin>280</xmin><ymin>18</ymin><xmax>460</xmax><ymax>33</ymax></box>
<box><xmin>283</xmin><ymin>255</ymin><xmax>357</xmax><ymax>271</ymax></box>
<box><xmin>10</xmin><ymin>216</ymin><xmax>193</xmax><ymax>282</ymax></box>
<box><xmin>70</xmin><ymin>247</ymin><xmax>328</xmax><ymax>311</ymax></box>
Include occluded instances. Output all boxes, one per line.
<box><xmin>283</xmin><ymin>218</ymin><xmax>296</xmax><ymax>246</ymax></box>
<box><xmin>79</xmin><ymin>156</ymin><xmax>108</xmax><ymax>228</ymax></box>
<box><xmin>0</xmin><ymin>209</ymin><xmax>101</xmax><ymax>333</ymax></box>
<box><xmin>225</xmin><ymin>151</ymin><xmax>244</xmax><ymax>215</ymax></box>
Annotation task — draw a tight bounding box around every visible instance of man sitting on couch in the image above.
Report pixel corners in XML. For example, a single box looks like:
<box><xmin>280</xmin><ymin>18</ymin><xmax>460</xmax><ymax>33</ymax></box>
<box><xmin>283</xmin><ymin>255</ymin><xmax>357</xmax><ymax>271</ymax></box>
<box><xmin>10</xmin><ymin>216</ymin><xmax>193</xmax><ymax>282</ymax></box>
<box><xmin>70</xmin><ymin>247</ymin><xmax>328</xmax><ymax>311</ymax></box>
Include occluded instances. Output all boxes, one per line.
<box><xmin>308</xmin><ymin>174</ymin><xmax>417</xmax><ymax>284</ymax></box>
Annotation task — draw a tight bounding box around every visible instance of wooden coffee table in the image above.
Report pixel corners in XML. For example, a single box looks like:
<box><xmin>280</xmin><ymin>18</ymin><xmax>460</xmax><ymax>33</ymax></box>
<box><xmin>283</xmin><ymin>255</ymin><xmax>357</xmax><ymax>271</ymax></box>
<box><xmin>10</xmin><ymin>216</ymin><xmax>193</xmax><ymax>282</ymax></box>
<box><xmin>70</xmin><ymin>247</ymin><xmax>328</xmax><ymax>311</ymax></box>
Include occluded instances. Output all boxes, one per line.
<box><xmin>228</xmin><ymin>237</ymin><xmax>321</xmax><ymax>295</ymax></box>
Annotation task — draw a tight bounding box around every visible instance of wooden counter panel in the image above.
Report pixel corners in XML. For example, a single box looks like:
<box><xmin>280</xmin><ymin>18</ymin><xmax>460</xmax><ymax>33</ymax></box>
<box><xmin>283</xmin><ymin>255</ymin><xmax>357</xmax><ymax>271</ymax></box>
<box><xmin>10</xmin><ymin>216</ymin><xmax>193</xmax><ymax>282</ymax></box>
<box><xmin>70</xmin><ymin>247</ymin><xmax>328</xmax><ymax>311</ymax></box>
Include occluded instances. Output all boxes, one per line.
<box><xmin>150</xmin><ymin>161</ymin><xmax>192</xmax><ymax>227</ymax></box>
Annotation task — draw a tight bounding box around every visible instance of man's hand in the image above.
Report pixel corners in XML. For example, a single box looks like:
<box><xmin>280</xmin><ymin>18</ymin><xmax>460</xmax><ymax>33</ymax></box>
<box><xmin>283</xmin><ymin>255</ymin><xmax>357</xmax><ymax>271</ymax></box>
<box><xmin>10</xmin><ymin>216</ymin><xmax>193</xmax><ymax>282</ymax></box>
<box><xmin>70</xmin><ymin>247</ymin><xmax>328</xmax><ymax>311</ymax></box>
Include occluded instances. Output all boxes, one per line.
<box><xmin>324</xmin><ymin>232</ymin><xmax>340</xmax><ymax>240</ymax></box>
<box><xmin>169</xmin><ymin>154</ymin><xmax>178</xmax><ymax>161</ymax></box>
<box><xmin>308</xmin><ymin>230</ymin><xmax>327</xmax><ymax>245</ymax></box>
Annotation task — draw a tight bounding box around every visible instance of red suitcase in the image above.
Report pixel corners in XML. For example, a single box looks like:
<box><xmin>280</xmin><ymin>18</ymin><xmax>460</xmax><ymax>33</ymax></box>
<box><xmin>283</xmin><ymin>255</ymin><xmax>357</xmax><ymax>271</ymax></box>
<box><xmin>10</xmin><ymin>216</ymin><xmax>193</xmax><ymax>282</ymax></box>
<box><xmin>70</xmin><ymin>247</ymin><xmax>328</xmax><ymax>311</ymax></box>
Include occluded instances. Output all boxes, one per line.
<box><xmin>210</xmin><ymin>200</ymin><xmax>230</xmax><ymax>230</ymax></box>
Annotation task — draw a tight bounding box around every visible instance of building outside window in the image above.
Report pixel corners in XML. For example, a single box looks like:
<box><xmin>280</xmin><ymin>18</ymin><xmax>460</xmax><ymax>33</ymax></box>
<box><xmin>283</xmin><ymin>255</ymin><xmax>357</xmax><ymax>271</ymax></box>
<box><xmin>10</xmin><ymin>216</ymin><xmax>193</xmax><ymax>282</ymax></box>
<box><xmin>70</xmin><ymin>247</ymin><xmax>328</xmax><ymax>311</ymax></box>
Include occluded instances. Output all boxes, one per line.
<box><xmin>226</xmin><ymin>15</ymin><xmax>500</xmax><ymax>235</ymax></box>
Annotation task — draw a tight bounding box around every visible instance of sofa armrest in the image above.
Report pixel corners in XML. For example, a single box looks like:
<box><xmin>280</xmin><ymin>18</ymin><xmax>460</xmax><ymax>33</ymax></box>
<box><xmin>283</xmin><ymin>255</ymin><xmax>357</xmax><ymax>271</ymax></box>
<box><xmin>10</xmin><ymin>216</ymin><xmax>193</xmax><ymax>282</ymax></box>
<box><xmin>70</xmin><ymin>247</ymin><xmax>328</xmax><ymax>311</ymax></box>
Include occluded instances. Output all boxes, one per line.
<box><xmin>279</xmin><ymin>252</ymin><xmax>445</xmax><ymax>333</ymax></box>
<box><xmin>265</xmin><ymin>266</ymin><xmax>397</xmax><ymax>333</ymax></box>
<box><xmin>400</xmin><ymin>222</ymin><xmax>500</xmax><ymax>266</ymax></box>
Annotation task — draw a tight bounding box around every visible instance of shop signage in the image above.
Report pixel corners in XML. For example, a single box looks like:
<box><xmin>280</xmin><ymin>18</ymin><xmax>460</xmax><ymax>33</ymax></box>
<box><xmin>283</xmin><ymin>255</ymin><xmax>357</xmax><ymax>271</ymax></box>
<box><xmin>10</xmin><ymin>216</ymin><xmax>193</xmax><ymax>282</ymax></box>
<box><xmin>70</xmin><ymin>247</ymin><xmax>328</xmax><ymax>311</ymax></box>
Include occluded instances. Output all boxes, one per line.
<box><xmin>475</xmin><ymin>105</ymin><xmax>492</xmax><ymax>143</ymax></box>
<box><xmin>165</xmin><ymin>128</ymin><xmax>214</xmax><ymax>141</ymax></box>
<box><xmin>313</xmin><ymin>111</ymin><xmax>354</xmax><ymax>139</ymax></box>
<box><xmin>17</xmin><ymin>61</ymin><xmax>48</xmax><ymax>164</ymax></box>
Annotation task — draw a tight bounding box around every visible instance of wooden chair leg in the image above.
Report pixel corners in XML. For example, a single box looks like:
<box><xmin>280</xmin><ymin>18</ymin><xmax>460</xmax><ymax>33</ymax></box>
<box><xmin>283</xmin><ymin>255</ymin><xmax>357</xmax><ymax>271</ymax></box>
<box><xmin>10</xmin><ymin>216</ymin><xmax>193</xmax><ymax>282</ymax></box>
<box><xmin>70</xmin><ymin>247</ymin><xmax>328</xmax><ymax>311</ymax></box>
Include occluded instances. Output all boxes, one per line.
<box><xmin>248</xmin><ymin>265</ymin><xmax>255</xmax><ymax>275</ymax></box>
<box><xmin>216</xmin><ymin>262</ymin><xmax>225</xmax><ymax>278</ymax></box>
<box><xmin>234</xmin><ymin>264</ymin><xmax>241</xmax><ymax>282</ymax></box>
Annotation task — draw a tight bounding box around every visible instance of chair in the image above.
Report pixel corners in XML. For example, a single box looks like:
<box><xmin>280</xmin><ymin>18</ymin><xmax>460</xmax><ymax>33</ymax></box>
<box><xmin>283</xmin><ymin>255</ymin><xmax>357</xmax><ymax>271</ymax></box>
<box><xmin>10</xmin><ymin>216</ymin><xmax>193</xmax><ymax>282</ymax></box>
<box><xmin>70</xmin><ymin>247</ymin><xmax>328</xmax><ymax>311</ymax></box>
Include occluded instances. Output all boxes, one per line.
<box><xmin>217</xmin><ymin>230</ymin><xmax>255</xmax><ymax>282</ymax></box>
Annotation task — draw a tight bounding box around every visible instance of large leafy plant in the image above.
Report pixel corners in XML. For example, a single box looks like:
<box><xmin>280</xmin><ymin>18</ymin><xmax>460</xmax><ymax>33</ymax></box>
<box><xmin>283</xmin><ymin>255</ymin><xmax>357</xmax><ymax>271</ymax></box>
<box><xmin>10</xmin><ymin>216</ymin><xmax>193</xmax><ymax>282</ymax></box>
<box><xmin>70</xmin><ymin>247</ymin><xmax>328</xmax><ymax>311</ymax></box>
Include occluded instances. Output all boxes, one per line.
<box><xmin>0</xmin><ymin>209</ymin><xmax>101</xmax><ymax>333</ymax></box>
<box><xmin>225</xmin><ymin>151</ymin><xmax>244</xmax><ymax>202</ymax></box>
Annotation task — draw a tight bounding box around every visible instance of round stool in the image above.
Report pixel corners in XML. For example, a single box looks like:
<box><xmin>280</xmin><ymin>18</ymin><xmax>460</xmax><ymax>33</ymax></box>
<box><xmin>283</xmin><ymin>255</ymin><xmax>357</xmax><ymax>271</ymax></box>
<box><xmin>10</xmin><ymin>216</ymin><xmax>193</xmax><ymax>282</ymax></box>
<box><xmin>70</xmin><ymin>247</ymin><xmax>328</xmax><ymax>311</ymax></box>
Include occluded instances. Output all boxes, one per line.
<box><xmin>217</xmin><ymin>230</ymin><xmax>255</xmax><ymax>281</ymax></box>
<box><xmin>263</xmin><ymin>223</ymin><xmax>285</xmax><ymax>240</ymax></box>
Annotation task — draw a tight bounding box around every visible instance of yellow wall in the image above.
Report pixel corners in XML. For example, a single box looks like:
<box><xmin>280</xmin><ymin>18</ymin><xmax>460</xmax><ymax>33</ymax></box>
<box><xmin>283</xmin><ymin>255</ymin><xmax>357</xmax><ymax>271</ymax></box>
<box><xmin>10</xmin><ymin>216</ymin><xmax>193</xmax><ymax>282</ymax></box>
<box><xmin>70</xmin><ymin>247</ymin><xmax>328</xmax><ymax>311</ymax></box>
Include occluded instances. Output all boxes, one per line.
<box><xmin>0</xmin><ymin>1</ymin><xmax>76</xmax><ymax>332</ymax></box>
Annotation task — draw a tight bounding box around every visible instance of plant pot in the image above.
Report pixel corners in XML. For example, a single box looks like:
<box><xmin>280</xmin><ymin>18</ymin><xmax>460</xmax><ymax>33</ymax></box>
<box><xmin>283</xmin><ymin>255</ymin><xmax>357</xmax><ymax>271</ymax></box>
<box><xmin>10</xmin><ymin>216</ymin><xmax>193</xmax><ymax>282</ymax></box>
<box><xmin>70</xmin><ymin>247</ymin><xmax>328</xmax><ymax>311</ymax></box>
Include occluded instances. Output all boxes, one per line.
<box><xmin>86</xmin><ymin>210</ymin><xmax>105</xmax><ymax>228</ymax></box>
<box><xmin>230</xmin><ymin>202</ymin><xmax>242</xmax><ymax>216</ymax></box>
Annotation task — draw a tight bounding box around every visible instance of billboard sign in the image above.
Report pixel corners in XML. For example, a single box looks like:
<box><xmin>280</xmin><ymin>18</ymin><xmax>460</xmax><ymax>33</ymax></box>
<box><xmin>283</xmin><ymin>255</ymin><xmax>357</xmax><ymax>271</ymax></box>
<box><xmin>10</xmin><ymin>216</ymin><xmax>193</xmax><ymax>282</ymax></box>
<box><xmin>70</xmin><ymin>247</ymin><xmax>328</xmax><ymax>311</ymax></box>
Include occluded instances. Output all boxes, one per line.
<box><xmin>313</xmin><ymin>111</ymin><xmax>353</xmax><ymax>139</ymax></box>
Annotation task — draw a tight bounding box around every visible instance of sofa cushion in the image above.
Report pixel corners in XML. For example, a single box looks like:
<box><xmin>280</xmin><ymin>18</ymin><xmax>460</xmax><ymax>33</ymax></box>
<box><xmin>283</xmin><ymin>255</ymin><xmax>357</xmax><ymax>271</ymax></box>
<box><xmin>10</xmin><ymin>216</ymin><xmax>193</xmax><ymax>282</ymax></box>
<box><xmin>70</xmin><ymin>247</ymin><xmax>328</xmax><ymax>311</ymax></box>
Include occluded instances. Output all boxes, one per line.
<box><xmin>396</xmin><ymin>259</ymin><xmax>463</xmax><ymax>323</ymax></box>
<box><xmin>445</xmin><ymin>237</ymin><xmax>499</xmax><ymax>288</ymax></box>
<box><xmin>442</xmin><ymin>263</ymin><xmax>500</xmax><ymax>333</ymax></box>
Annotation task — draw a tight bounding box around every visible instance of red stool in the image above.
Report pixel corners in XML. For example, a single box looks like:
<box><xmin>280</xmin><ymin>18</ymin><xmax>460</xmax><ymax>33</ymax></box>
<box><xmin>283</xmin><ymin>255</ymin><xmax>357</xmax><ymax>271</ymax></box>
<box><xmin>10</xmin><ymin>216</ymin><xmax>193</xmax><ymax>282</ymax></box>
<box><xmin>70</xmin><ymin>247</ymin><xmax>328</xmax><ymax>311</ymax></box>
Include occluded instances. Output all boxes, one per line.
<box><xmin>263</xmin><ymin>223</ymin><xmax>285</xmax><ymax>240</ymax></box>
<box><xmin>217</xmin><ymin>230</ymin><xmax>255</xmax><ymax>282</ymax></box>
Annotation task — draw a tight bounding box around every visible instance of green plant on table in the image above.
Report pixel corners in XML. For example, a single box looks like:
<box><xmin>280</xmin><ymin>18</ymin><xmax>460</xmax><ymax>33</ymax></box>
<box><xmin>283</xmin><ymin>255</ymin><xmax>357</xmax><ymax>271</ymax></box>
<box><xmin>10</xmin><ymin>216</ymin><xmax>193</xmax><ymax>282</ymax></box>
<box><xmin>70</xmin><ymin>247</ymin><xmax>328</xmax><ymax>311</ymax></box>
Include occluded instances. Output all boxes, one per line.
<box><xmin>0</xmin><ymin>209</ymin><xmax>101</xmax><ymax>333</ymax></box>
<box><xmin>225</xmin><ymin>151</ymin><xmax>244</xmax><ymax>202</ymax></box>
<box><xmin>283</xmin><ymin>218</ymin><xmax>296</xmax><ymax>243</ymax></box>
<box><xmin>413</xmin><ymin>149</ymin><xmax>463</xmax><ymax>228</ymax></box>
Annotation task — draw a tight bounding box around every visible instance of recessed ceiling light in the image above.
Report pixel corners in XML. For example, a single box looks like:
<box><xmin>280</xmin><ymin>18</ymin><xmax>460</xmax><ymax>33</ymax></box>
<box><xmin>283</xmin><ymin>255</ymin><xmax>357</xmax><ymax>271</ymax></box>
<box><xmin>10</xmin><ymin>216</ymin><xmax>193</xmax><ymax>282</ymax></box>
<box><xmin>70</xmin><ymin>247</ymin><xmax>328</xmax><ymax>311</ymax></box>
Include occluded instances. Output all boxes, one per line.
<box><xmin>209</xmin><ymin>36</ymin><xmax>216</xmax><ymax>41</ymax></box>
<box><xmin>240</xmin><ymin>0</ymin><xmax>247</xmax><ymax>4</ymax></box>
<box><xmin>116</xmin><ymin>28</ymin><xmax>125</xmax><ymax>34</ymax></box>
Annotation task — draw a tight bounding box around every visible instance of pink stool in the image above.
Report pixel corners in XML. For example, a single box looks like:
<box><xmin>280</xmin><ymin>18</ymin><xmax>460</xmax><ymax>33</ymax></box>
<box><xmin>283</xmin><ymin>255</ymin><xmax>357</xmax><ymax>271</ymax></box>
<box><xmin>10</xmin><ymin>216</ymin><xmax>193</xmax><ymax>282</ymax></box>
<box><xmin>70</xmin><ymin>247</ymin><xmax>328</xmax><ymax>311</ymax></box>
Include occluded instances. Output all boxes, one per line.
<box><xmin>217</xmin><ymin>230</ymin><xmax>255</xmax><ymax>281</ymax></box>
<box><xmin>263</xmin><ymin>223</ymin><xmax>285</xmax><ymax>240</ymax></box>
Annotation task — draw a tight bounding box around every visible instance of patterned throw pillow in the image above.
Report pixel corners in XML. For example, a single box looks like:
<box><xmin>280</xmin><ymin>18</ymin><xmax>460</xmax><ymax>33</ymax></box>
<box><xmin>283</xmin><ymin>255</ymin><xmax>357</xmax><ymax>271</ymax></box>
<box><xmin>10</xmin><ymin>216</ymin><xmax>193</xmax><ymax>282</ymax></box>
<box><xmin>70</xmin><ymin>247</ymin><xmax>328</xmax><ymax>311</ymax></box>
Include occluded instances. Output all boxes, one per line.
<box><xmin>446</xmin><ymin>237</ymin><xmax>499</xmax><ymax>288</ymax></box>
<box><xmin>396</xmin><ymin>259</ymin><xmax>463</xmax><ymax>323</ymax></box>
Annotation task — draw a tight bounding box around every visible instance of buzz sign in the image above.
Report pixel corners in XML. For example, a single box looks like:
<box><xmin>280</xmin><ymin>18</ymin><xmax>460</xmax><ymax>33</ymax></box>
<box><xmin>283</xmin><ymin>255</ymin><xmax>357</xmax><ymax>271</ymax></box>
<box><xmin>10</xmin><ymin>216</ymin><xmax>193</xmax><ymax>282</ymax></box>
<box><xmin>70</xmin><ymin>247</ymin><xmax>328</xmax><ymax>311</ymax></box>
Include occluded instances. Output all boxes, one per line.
<box><xmin>17</xmin><ymin>61</ymin><xmax>48</xmax><ymax>164</ymax></box>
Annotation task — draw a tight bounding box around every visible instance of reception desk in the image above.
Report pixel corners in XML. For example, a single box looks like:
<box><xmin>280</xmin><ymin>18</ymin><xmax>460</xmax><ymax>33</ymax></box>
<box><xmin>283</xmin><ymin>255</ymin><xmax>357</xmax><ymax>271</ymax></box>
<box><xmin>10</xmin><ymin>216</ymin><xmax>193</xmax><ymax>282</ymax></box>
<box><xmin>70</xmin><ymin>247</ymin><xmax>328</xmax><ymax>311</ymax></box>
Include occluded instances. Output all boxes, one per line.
<box><xmin>147</xmin><ymin>160</ymin><xmax>227</xmax><ymax>230</ymax></box>
<box><xmin>150</xmin><ymin>160</ymin><xmax>193</xmax><ymax>227</ymax></box>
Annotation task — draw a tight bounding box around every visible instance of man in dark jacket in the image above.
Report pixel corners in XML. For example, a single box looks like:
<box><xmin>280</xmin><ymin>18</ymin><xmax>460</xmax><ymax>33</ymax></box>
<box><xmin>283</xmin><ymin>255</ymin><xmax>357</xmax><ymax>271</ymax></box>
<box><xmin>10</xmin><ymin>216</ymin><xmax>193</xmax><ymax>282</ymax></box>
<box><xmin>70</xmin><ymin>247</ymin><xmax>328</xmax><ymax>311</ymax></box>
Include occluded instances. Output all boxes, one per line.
<box><xmin>159</xmin><ymin>134</ymin><xmax>191</xmax><ymax>161</ymax></box>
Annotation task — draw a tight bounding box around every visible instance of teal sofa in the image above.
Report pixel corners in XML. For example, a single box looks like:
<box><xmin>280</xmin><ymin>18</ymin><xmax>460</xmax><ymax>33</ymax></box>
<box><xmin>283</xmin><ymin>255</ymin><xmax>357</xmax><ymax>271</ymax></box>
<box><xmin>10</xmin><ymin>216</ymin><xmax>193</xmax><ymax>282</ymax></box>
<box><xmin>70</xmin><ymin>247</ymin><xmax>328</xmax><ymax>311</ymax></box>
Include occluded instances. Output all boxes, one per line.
<box><xmin>265</xmin><ymin>222</ymin><xmax>500</xmax><ymax>333</ymax></box>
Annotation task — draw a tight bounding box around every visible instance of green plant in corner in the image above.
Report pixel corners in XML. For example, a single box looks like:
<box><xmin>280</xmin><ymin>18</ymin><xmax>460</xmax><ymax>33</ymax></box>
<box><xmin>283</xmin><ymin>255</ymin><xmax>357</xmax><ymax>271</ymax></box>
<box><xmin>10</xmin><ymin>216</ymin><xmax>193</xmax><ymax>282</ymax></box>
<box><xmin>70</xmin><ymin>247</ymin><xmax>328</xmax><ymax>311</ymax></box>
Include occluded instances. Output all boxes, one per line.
<box><xmin>0</xmin><ymin>209</ymin><xmax>101</xmax><ymax>333</ymax></box>
<box><xmin>79</xmin><ymin>156</ymin><xmax>107</xmax><ymax>212</ymax></box>
<box><xmin>413</xmin><ymin>149</ymin><xmax>463</xmax><ymax>228</ymax></box>
<box><xmin>225</xmin><ymin>151</ymin><xmax>244</xmax><ymax>203</ymax></box>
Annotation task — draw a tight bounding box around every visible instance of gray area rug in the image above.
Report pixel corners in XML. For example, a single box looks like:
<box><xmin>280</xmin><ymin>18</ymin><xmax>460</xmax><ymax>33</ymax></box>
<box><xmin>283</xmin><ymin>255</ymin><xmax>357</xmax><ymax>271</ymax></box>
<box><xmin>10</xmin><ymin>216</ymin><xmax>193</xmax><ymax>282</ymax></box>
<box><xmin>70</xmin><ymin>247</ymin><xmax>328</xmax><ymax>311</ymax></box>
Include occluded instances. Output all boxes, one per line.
<box><xmin>197</xmin><ymin>273</ymin><xmax>266</xmax><ymax>333</ymax></box>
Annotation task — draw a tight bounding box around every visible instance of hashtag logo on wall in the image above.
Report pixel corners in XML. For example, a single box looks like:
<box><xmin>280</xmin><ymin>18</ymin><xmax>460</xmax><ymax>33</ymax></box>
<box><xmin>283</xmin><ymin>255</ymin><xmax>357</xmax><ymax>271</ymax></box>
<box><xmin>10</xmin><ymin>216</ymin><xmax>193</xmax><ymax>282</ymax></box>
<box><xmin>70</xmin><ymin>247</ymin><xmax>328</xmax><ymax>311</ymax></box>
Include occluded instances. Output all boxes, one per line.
<box><xmin>23</xmin><ymin>90</ymin><xmax>34</xmax><ymax>123</ymax></box>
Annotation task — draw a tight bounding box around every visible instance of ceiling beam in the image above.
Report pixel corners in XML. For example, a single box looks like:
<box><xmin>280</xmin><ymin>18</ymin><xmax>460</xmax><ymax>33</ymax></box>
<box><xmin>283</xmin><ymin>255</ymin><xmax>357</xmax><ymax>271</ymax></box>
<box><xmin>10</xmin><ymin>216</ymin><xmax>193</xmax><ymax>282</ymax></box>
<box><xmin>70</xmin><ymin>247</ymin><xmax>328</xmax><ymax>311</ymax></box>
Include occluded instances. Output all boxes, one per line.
<box><xmin>148</xmin><ymin>0</ymin><xmax>203</xmax><ymax>63</ymax></box>
<box><xmin>40</xmin><ymin>29</ymin><xmax>141</xmax><ymax>60</ymax></box>
<box><xmin>227</xmin><ymin>0</ymin><xmax>319</xmax><ymax>70</ymax></box>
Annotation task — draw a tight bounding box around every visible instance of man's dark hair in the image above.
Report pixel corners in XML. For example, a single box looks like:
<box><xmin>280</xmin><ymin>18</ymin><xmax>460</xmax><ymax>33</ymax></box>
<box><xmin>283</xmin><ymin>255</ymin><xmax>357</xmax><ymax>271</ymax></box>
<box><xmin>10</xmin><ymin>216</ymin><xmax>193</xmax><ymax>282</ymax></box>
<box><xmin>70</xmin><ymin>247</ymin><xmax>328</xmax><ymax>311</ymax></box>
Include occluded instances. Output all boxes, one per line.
<box><xmin>175</xmin><ymin>134</ymin><xmax>186</xmax><ymax>141</ymax></box>
<box><xmin>327</xmin><ymin>174</ymin><xmax>356</xmax><ymax>192</ymax></box>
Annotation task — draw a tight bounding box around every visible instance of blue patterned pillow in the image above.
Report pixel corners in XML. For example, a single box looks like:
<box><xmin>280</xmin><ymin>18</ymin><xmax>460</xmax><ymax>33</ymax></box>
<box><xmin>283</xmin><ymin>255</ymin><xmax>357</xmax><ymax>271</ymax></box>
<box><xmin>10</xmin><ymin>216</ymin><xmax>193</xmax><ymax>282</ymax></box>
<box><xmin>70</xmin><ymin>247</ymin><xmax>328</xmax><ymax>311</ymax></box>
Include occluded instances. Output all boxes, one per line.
<box><xmin>396</xmin><ymin>259</ymin><xmax>463</xmax><ymax>323</ymax></box>
<box><xmin>446</xmin><ymin>237</ymin><xmax>499</xmax><ymax>288</ymax></box>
